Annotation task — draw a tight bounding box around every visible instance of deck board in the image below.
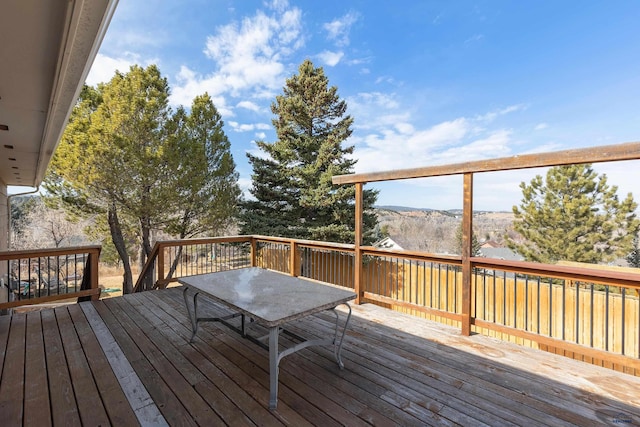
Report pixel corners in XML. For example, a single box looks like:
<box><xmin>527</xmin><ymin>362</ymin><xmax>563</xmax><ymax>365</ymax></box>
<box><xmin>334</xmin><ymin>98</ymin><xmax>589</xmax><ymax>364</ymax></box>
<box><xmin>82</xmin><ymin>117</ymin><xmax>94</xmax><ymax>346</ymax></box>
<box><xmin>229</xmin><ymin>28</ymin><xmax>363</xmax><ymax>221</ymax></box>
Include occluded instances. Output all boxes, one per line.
<box><xmin>92</xmin><ymin>298</ymin><xmax>198</xmax><ymax>427</ymax></box>
<box><xmin>56</xmin><ymin>307</ymin><xmax>111</xmax><ymax>426</ymax></box>
<box><xmin>24</xmin><ymin>312</ymin><xmax>51</xmax><ymax>427</ymax></box>
<box><xmin>41</xmin><ymin>309</ymin><xmax>81</xmax><ymax>426</ymax></box>
<box><xmin>0</xmin><ymin>285</ymin><xmax>639</xmax><ymax>426</ymax></box>
<box><xmin>67</xmin><ymin>304</ymin><xmax>140</xmax><ymax>427</ymax></box>
<box><xmin>0</xmin><ymin>313</ymin><xmax>26</xmax><ymax>425</ymax></box>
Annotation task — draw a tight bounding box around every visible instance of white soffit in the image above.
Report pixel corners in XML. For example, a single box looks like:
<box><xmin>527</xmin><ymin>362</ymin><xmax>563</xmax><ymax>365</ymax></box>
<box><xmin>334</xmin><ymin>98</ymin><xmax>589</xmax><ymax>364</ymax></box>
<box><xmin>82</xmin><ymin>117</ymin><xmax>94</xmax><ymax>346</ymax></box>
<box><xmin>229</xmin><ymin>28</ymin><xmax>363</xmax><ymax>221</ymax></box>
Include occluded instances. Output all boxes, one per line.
<box><xmin>0</xmin><ymin>0</ymin><xmax>118</xmax><ymax>187</ymax></box>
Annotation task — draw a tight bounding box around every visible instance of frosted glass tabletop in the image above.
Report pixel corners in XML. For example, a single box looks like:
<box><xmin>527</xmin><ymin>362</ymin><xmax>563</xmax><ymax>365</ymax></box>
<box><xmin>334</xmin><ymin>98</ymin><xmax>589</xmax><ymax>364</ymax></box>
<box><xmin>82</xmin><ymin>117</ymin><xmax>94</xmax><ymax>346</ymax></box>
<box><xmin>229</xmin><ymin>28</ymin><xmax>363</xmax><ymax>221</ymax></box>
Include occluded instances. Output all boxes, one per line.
<box><xmin>178</xmin><ymin>267</ymin><xmax>356</xmax><ymax>327</ymax></box>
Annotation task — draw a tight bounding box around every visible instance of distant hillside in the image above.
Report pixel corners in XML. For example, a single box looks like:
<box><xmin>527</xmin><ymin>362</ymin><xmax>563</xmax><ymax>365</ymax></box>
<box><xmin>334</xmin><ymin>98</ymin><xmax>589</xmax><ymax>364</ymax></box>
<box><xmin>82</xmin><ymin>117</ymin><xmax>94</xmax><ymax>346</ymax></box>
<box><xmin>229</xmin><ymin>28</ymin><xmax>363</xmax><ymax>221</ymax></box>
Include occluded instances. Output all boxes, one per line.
<box><xmin>375</xmin><ymin>205</ymin><xmax>433</xmax><ymax>212</ymax></box>
<box><xmin>376</xmin><ymin>205</ymin><xmax>512</xmax><ymax>215</ymax></box>
<box><xmin>374</xmin><ymin>207</ymin><xmax>517</xmax><ymax>254</ymax></box>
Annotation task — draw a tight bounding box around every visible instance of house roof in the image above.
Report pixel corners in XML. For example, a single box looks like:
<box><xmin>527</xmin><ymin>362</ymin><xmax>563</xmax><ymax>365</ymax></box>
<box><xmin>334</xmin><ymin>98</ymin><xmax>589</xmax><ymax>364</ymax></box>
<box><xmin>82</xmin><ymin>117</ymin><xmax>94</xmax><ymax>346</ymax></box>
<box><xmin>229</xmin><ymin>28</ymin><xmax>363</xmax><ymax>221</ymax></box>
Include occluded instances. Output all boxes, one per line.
<box><xmin>0</xmin><ymin>0</ymin><xmax>118</xmax><ymax>188</ymax></box>
<box><xmin>480</xmin><ymin>247</ymin><xmax>524</xmax><ymax>261</ymax></box>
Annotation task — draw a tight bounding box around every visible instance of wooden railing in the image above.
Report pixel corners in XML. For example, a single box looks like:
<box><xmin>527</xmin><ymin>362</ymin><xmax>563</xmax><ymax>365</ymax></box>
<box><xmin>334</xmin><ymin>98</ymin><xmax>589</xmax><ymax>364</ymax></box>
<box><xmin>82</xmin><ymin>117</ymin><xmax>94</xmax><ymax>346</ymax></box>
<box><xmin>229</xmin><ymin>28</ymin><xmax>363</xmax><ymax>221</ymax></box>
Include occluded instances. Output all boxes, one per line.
<box><xmin>134</xmin><ymin>234</ymin><xmax>640</xmax><ymax>375</ymax></box>
<box><xmin>0</xmin><ymin>245</ymin><xmax>101</xmax><ymax>310</ymax></box>
<box><xmin>133</xmin><ymin>236</ymin><xmax>253</xmax><ymax>292</ymax></box>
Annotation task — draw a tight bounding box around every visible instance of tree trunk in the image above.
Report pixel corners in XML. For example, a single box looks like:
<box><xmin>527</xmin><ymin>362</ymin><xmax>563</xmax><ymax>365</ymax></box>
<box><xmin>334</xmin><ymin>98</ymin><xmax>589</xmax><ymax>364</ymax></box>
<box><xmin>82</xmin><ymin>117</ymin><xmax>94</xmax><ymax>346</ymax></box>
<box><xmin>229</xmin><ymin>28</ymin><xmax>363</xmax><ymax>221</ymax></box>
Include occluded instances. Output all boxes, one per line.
<box><xmin>108</xmin><ymin>203</ymin><xmax>134</xmax><ymax>294</ymax></box>
<box><xmin>139</xmin><ymin>216</ymin><xmax>154</xmax><ymax>290</ymax></box>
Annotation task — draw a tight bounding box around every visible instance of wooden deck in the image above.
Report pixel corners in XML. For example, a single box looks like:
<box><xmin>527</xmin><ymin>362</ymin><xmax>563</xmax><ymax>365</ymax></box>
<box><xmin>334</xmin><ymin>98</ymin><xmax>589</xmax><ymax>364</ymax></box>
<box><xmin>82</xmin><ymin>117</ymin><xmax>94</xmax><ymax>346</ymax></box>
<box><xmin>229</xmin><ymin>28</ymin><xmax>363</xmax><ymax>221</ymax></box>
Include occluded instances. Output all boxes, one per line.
<box><xmin>1</xmin><ymin>287</ymin><xmax>639</xmax><ymax>426</ymax></box>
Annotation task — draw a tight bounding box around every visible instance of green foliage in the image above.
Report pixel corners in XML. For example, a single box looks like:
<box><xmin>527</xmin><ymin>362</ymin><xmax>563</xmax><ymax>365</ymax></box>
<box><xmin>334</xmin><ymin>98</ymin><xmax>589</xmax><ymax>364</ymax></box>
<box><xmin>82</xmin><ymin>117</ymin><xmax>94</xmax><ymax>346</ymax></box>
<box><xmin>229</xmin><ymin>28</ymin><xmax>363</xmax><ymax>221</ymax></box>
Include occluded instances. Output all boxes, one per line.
<box><xmin>163</xmin><ymin>94</ymin><xmax>241</xmax><ymax>238</ymax></box>
<box><xmin>627</xmin><ymin>236</ymin><xmax>640</xmax><ymax>268</ymax></box>
<box><xmin>239</xmin><ymin>59</ymin><xmax>378</xmax><ymax>244</ymax></box>
<box><xmin>44</xmin><ymin>65</ymin><xmax>240</xmax><ymax>291</ymax></box>
<box><xmin>455</xmin><ymin>224</ymin><xmax>482</xmax><ymax>256</ymax></box>
<box><xmin>506</xmin><ymin>164</ymin><xmax>640</xmax><ymax>264</ymax></box>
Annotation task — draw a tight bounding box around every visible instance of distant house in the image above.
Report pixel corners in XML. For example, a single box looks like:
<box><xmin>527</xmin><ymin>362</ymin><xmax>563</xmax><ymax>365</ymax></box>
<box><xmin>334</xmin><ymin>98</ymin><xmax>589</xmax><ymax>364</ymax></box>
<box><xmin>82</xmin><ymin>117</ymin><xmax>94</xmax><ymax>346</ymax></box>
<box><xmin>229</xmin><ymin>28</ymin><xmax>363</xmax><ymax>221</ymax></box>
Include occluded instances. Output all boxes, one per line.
<box><xmin>373</xmin><ymin>237</ymin><xmax>404</xmax><ymax>250</ymax></box>
<box><xmin>479</xmin><ymin>247</ymin><xmax>524</xmax><ymax>261</ymax></box>
<box><xmin>481</xmin><ymin>240</ymin><xmax>501</xmax><ymax>249</ymax></box>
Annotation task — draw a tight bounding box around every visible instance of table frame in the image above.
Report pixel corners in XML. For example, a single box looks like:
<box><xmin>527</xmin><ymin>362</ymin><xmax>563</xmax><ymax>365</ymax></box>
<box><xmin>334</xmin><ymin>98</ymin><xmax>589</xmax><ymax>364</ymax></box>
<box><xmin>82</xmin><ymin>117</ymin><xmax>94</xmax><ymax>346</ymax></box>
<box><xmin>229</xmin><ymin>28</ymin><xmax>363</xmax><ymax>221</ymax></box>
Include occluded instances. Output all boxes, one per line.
<box><xmin>180</xmin><ymin>270</ymin><xmax>354</xmax><ymax>409</ymax></box>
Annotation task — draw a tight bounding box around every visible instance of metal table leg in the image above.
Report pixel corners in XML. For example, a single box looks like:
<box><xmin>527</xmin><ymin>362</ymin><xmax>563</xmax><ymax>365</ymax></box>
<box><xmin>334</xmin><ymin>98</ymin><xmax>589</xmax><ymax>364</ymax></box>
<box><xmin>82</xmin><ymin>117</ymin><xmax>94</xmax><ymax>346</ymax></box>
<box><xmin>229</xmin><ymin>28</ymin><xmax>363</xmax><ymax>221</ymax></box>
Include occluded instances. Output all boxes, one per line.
<box><xmin>266</xmin><ymin>303</ymin><xmax>353</xmax><ymax>410</ymax></box>
<box><xmin>331</xmin><ymin>303</ymin><xmax>352</xmax><ymax>369</ymax></box>
<box><xmin>183</xmin><ymin>286</ymin><xmax>199</xmax><ymax>342</ymax></box>
<box><xmin>268</xmin><ymin>326</ymin><xmax>279</xmax><ymax>409</ymax></box>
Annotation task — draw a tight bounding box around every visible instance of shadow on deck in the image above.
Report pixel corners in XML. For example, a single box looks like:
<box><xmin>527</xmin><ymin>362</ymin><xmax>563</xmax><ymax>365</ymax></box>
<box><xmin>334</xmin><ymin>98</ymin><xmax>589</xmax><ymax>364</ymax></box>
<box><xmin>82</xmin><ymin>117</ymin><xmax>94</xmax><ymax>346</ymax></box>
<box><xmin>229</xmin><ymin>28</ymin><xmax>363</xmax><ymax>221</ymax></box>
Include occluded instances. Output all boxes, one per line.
<box><xmin>1</xmin><ymin>287</ymin><xmax>639</xmax><ymax>426</ymax></box>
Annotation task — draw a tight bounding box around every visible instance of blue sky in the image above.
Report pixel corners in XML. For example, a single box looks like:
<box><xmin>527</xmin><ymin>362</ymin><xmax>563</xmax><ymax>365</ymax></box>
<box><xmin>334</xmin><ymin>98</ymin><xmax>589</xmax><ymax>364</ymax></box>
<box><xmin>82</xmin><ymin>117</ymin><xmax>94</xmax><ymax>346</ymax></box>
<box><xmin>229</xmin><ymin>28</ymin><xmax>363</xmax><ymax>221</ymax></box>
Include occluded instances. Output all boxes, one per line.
<box><xmin>85</xmin><ymin>0</ymin><xmax>640</xmax><ymax>211</ymax></box>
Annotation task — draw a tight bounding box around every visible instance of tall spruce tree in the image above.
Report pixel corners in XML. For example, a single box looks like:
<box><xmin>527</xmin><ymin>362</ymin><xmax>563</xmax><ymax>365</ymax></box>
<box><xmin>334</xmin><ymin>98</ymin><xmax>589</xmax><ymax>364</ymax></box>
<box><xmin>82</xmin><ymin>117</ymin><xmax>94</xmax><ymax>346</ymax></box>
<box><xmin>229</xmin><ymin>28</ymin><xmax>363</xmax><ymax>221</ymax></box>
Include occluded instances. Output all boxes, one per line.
<box><xmin>506</xmin><ymin>164</ymin><xmax>639</xmax><ymax>264</ymax></box>
<box><xmin>240</xmin><ymin>59</ymin><xmax>378</xmax><ymax>244</ymax></box>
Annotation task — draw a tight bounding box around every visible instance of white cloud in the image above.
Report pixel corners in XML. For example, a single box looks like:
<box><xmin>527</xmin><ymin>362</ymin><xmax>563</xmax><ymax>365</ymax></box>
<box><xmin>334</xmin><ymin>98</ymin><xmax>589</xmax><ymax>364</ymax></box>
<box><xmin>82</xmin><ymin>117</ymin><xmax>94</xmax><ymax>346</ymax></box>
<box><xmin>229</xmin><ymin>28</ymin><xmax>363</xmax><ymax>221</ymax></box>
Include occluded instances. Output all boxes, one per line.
<box><xmin>476</xmin><ymin>104</ymin><xmax>526</xmax><ymax>122</ymax></box>
<box><xmin>317</xmin><ymin>50</ymin><xmax>344</xmax><ymax>66</ymax></box>
<box><xmin>236</xmin><ymin>101</ymin><xmax>262</xmax><ymax>112</ymax></box>
<box><xmin>228</xmin><ymin>121</ymin><xmax>271</xmax><ymax>132</ymax></box>
<box><xmin>255</xmin><ymin>132</ymin><xmax>267</xmax><ymax>139</ymax></box>
<box><xmin>345</xmin><ymin>91</ymin><xmax>527</xmax><ymax>177</ymax></box>
<box><xmin>535</xmin><ymin>123</ymin><xmax>549</xmax><ymax>130</ymax></box>
<box><xmin>170</xmin><ymin>2</ymin><xmax>303</xmax><ymax>107</ymax></box>
<box><xmin>323</xmin><ymin>12</ymin><xmax>359</xmax><ymax>47</ymax></box>
<box><xmin>86</xmin><ymin>53</ymin><xmax>157</xmax><ymax>86</ymax></box>
<box><xmin>465</xmin><ymin>34</ymin><xmax>484</xmax><ymax>44</ymax></box>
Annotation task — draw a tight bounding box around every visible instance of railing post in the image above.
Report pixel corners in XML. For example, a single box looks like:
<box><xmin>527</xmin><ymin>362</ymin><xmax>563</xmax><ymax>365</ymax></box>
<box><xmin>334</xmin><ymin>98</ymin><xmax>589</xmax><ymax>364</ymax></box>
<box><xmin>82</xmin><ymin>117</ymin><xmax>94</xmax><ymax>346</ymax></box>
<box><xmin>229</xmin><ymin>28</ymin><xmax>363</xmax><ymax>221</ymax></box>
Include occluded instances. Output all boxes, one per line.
<box><xmin>461</xmin><ymin>173</ymin><xmax>473</xmax><ymax>336</ymax></box>
<box><xmin>80</xmin><ymin>247</ymin><xmax>101</xmax><ymax>302</ymax></box>
<box><xmin>354</xmin><ymin>183</ymin><xmax>364</xmax><ymax>304</ymax></box>
<box><xmin>251</xmin><ymin>237</ymin><xmax>257</xmax><ymax>267</ymax></box>
<box><xmin>290</xmin><ymin>240</ymin><xmax>298</xmax><ymax>276</ymax></box>
<box><xmin>157</xmin><ymin>245</ymin><xmax>165</xmax><ymax>289</ymax></box>
<box><xmin>91</xmin><ymin>247</ymin><xmax>100</xmax><ymax>300</ymax></box>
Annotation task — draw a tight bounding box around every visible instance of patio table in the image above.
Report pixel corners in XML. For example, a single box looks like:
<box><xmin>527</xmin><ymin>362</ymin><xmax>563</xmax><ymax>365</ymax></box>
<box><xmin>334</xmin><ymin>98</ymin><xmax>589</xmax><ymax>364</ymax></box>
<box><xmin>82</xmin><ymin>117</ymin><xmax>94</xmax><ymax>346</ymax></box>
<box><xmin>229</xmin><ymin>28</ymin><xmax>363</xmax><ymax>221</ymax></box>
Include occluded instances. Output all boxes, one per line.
<box><xmin>179</xmin><ymin>267</ymin><xmax>356</xmax><ymax>409</ymax></box>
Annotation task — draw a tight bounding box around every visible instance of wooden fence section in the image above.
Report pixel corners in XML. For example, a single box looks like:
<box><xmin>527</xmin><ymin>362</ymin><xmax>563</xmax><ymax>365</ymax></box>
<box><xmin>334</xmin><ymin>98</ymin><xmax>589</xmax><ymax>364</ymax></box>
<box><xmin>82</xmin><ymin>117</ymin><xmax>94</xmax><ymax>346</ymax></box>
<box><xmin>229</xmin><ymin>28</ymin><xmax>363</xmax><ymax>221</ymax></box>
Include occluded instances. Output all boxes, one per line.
<box><xmin>472</xmin><ymin>274</ymin><xmax>639</xmax><ymax>357</ymax></box>
<box><xmin>360</xmin><ymin>259</ymin><xmax>639</xmax><ymax>372</ymax></box>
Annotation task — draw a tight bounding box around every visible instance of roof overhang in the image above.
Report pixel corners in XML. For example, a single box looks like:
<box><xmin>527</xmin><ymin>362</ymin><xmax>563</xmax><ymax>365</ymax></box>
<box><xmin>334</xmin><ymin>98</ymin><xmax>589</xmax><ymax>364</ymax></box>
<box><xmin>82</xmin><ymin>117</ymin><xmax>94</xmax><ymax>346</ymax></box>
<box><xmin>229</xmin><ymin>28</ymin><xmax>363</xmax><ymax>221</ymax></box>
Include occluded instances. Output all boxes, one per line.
<box><xmin>0</xmin><ymin>0</ymin><xmax>118</xmax><ymax>188</ymax></box>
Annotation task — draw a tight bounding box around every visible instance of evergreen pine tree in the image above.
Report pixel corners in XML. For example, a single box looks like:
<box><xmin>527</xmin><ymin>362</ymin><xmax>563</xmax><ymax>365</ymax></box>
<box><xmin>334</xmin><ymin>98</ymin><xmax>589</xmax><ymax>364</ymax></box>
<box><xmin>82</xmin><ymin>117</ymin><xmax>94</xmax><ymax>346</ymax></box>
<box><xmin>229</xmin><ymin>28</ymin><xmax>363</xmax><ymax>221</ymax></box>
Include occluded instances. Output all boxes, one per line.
<box><xmin>455</xmin><ymin>224</ymin><xmax>482</xmax><ymax>256</ymax></box>
<box><xmin>627</xmin><ymin>236</ymin><xmax>640</xmax><ymax>268</ymax></box>
<box><xmin>506</xmin><ymin>164</ymin><xmax>639</xmax><ymax>264</ymax></box>
<box><xmin>240</xmin><ymin>59</ymin><xmax>378</xmax><ymax>244</ymax></box>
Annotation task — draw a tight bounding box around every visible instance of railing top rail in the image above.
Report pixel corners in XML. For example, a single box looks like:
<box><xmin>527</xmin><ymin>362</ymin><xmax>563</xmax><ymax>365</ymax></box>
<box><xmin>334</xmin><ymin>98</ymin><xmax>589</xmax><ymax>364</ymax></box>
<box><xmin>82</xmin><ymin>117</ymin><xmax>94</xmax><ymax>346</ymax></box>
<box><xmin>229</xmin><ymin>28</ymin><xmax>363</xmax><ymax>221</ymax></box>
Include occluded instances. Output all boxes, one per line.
<box><xmin>472</xmin><ymin>257</ymin><xmax>640</xmax><ymax>289</ymax></box>
<box><xmin>332</xmin><ymin>141</ymin><xmax>640</xmax><ymax>184</ymax></box>
<box><xmin>152</xmin><ymin>236</ymin><xmax>253</xmax><ymax>248</ymax></box>
<box><xmin>252</xmin><ymin>235</ymin><xmax>355</xmax><ymax>251</ymax></box>
<box><xmin>0</xmin><ymin>245</ymin><xmax>102</xmax><ymax>260</ymax></box>
<box><xmin>362</xmin><ymin>246</ymin><xmax>462</xmax><ymax>264</ymax></box>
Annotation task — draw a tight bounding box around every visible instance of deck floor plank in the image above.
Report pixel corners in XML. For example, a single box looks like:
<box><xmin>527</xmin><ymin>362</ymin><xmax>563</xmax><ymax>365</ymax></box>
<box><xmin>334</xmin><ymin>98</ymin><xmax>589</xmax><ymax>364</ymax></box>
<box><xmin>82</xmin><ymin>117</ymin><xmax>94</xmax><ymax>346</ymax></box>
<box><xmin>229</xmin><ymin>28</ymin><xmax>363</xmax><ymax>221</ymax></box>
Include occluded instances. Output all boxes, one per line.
<box><xmin>2</xmin><ymin>283</ymin><xmax>640</xmax><ymax>426</ymax></box>
<box><xmin>189</xmin><ymin>291</ymin><xmax>432</xmax><ymax>427</ymax></box>
<box><xmin>0</xmin><ymin>313</ymin><xmax>26</xmax><ymax>425</ymax></box>
<box><xmin>41</xmin><ymin>309</ymin><xmax>82</xmax><ymax>427</ymax></box>
<box><xmin>347</xmin><ymin>302</ymin><xmax>640</xmax><ymax>424</ymax></box>
<box><xmin>92</xmin><ymin>299</ymin><xmax>198</xmax><ymax>427</ymax></box>
<box><xmin>0</xmin><ymin>313</ymin><xmax>12</xmax><ymax>380</ymax></box>
<box><xmin>138</xmin><ymin>288</ymin><xmax>328</xmax><ymax>427</ymax></box>
<box><xmin>100</xmin><ymin>296</ymin><xmax>225</xmax><ymax>426</ymax></box>
<box><xmin>55</xmin><ymin>306</ymin><xmax>112</xmax><ymax>426</ymax></box>
<box><xmin>187</xmin><ymin>290</ymin><xmax>470</xmax><ymax>426</ymax></box>
<box><xmin>295</xmin><ymin>310</ymin><xmax>569</xmax><ymax>426</ymax></box>
<box><xmin>67</xmin><ymin>304</ymin><xmax>140</xmax><ymax>427</ymax></box>
<box><xmin>24</xmin><ymin>311</ymin><xmax>52</xmax><ymax>427</ymax></box>
<box><xmin>109</xmin><ymin>294</ymin><xmax>257</xmax><ymax>426</ymax></box>
<box><xmin>128</xmin><ymin>291</ymin><xmax>287</xmax><ymax>427</ymax></box>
